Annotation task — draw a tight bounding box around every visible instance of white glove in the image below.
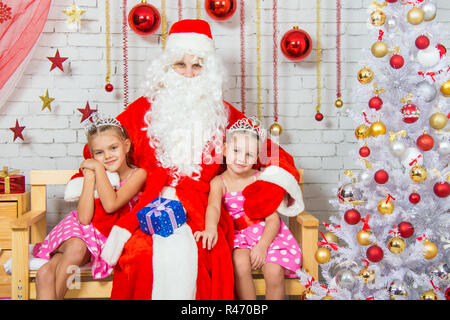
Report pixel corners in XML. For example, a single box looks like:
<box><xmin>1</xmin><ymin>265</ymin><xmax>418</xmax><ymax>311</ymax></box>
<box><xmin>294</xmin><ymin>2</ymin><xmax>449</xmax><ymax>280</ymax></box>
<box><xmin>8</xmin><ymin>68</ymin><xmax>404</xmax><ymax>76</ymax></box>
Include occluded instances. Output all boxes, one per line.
<box><xmin>101</xmin><ymin>226</ymin><xmax>132</xmax><ymax>266</ymax></box>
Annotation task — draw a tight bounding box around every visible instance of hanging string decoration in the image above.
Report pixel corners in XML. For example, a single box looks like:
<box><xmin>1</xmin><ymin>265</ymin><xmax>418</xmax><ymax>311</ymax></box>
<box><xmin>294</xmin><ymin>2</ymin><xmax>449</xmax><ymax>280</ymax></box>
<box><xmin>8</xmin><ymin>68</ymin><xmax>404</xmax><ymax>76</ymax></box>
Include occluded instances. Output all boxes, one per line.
<box><xmin>161</xmin><ymin>0</ymin><xmax>167</xmax><ymax>48</ymax></box>
<box><xmin>335</xmin><ymin>0</ymin><xmax>343</xmax><ymax>108</ymax></box>
<box><xmin>315</xmin><ymin>0</ymin><xmax>323</xmax><ymax>121</ymax></box>
<box><xmin>269</xmin><ymin>0</ymin><xmax>282</xmax><ymax>136</ymax></box>
<box><xmin>256</xmin><ymin>0</ymin><xmax>262</xmax><ymax>121</ymax></box>
<box><xmin>105</xmin><ymin>0</ymin><xmax>113</xmax><ymax>92</ymax></box>
<box><xmin>178</xmin><ymin>0</ymin><xmax>182</xmax><ymax>20</ymax></box>
<box><xmin>197</xmin><ymin>0</ymin><xmax>201</xmax><ymax>19</ymax></box>
<box><xmin>239</xmin><ymin>0</ymin><xmax>246</xmax><ymax>114</ymax></box>
<box><xmin>123</xmin><ymin>0</ymin><xmax>129</xmax><ymax>108</ymax></box>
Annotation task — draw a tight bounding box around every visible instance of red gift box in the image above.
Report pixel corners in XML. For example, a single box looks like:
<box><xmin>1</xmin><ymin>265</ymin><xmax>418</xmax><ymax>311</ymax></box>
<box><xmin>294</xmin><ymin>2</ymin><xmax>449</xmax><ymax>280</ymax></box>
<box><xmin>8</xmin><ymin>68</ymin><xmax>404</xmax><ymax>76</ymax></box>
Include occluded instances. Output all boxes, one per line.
<box><xmin>0</xmin><ymin>167</ymin><xmax>25</xmax><ymax>194</ymax></box>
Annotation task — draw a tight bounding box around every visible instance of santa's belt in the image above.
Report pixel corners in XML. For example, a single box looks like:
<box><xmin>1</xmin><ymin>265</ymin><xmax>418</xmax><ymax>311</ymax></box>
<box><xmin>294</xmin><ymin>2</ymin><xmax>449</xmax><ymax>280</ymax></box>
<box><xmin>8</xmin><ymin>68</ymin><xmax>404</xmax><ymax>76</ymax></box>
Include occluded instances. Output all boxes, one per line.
<box><xmin>233</xmin><ymin>215</ymin><xmax>264</xmax><ymax>231</ymax></box>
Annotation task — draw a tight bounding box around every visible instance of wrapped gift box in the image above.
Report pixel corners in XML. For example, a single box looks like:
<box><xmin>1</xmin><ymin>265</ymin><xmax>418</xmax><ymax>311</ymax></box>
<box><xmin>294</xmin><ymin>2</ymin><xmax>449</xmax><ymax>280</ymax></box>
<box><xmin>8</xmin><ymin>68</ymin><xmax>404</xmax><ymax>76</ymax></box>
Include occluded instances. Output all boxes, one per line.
<box><xmin>0</xmin><ymin>167</ymin><xmax>25</xmax><ymax>194</ymax></box>
<box><xmin>137</xmin><ymin>196</ymin><xmax>187</xmax><ymax>238</ymax></box>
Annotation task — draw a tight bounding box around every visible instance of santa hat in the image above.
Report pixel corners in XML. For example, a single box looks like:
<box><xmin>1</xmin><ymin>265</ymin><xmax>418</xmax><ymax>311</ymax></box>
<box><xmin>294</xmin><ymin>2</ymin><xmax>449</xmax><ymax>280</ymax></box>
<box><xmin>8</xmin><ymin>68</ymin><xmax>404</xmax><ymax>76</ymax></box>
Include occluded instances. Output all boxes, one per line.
<box><xmin>165</xmin><ymin>19</ymin><xmax>215</xmax><ymax>55</ymax></box>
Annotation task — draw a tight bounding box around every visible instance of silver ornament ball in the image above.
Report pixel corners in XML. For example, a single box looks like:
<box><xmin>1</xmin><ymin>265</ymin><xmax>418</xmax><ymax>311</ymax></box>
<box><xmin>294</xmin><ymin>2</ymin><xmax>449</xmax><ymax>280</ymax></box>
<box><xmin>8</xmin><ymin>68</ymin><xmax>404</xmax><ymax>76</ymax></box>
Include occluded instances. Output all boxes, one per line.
<box><xmin>336</xmin><ymin>269</ymin><xmax>356</xmax><ymax>289</ymax></box>
<box><xmin>422</xmin><ymin>2</ymin><xmax>437</xmax><ymax>21</ymax></box>
<box><xmin>388</xmin><ymin>280</ymin><xmax>408</xmax><ymax>300</ymax></box>
<box><xmin>391</xmin><ymin>140</ymin><xmax>407</xmax><ymax>158</ymax></box>
<box><xmin>438</xmin><ymin>140</ymin><xmax>450</xmax><ymax>156</ymax></box>
<box><xmin>385</xmin><ymin>15</ymin><xmax>398</xmax><ymax>32</ymax></box>
<box><xmin>416</xmin><ymin>81</ymin><xmax>437</xmax><ymax>102</ymax></box>
<box><xmin>358</xmin><ymin>170</ymin><xmax>372</xmax><ymax>186</ymax></box>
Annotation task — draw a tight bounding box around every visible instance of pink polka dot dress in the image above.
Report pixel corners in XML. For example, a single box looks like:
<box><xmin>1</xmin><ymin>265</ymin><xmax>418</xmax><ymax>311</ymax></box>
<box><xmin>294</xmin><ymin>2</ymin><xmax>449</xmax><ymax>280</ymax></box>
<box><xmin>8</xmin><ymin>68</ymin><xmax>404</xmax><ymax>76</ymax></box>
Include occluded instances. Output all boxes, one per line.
<box><xmin>33</xmin><ymin>171</ymin><xmax>141</xmax><ymax>280</ymax></box>
<box><xmin>220</xmin><ymin>175</ymin><xmax>302</xmax><ymax>278</ymax></box>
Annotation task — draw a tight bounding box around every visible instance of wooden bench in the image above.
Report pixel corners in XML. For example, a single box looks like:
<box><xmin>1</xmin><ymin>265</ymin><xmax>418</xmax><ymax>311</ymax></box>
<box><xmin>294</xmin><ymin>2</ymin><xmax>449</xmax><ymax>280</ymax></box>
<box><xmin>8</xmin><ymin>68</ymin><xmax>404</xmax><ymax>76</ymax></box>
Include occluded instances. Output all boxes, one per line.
<box><xmin>10</xmin><ymin>169</ymin><xmax>318</xmax><ymax>299</ymax></box>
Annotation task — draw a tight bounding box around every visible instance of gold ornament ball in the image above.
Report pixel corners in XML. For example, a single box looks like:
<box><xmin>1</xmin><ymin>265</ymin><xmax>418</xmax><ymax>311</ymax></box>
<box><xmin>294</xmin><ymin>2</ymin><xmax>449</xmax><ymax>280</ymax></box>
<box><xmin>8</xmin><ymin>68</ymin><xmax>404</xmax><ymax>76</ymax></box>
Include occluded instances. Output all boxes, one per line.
<box><xmin>410</xmin><ymin>165</ymin><xmax>427</xmax><ymax>183</ymax></box>
<box><xmin>355</xmin><ymin>124</ymin><xmax>370</xmax><ymax>139</ymax></box>
<box><xmin>324</xmin><ymin>231</ymin><xmax>339</xmax><ymax>244</ymax></box>
<box><xmin>420</xmin><ymin>290</ymin><xmax>438</xmax><ymax>300</ymax></box>
<box><xmin>388</xmin><ymin>236</ymin><xmax>406</xmax><ymax>254</ymax></box>
<box><xmin>335</xmin><ymin>98</ymin><xmax>344</xmax><ymax>108</ymax></box>
<box><xmin>357</xmin><ymin>230</ymin><xmax>373</xmax><ymax>246</ymax></box>
<box><xmin>371</xmin><ymin>41</ymin><xmax>388</xmax><ymax>58</ymax></box>
<box><xmin>377</xmin><ymin>197</ymin><xmax>395</xmax><ymax>215</ymax></box>
<box><xmin>370</xmin><ymin>9</ymin><xmax>386</xmax><ymax>26</ymax></box>
<box><xmin>358</xmin><ymin>266</ymin><xmax>375</xmax><ymax>284</ymax></box>
<box><xmin>407</xmin><ymin>7</ymin><xmax>425</xmax><ymax>25</ymax></box>
<box><xmin>357</xmin><ymin>67</ymin><xmax>374</xmax><ymax>84</ymax></box>
<box><xmin>440</xmin><ymin>80</ymin><xmax>450</xmax><ymax>97</ymax></box>
<box><xmin>269</xmin><ymin>122</ymin><xmax>283</xmax><ymax>136</ymax></box>
<box><xmin>321</xmin><ymin>294</ymin><xmax>334</xmax><ymax>300</ymax></box>
<box><xmin>423</xmin><ymin>241</ymin><xmax>438</xmax><ymax>260</ymax></box>
<box><xmin>429</xmin><ymin>112</ymin><xmax>447</xmax><ymax>130</ymax></box>
<box><xmin>369</xmin><ymin>120</ymin><xmax>387</xmax><ymax>137</ymax></box>
<box><xmin>315</xmin><ymin>247</ymin><xmax>331</xmax><ymax>264</ymax></box>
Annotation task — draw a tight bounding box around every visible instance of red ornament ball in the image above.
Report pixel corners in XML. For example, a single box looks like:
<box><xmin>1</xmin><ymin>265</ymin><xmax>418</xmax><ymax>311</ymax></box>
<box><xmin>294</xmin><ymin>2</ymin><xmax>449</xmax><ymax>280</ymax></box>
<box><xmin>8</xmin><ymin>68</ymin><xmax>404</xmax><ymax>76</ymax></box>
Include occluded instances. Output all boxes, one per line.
<box><xmin>369</xmin><ymin>96</ymin><xmax>383</xmax><ymax>111</ymax></box>
<box><xmin>344</xmin><ymin>209</ymin><xmax>361</xmax><ymax>225</ymax></box>
<box><xmin>437</xmin><ymin>43</ymin><xmax>447</xmax><ymax>58</ymax></box>
<box><xmin>105</xmin><ymin>83</ymin><xmax>114</xmax><ymax>92</ymax></box>
<box><xmin>409</xmin><ymin>192</ymin><xmax>421</xmax><ymax>204</ymax></box>
<box><xmin>446</xmin><ymin>287</ymin><xmax>450</xmax><ymax>300</ymax></box>
<box><xmin>374</xmin><ymin>169</ymin><xmax>389</xmax><ymax>184</ymax></box>
<box><xmin>401</xmin><ymin>103</ymin><xmax>420</xmax><ymax>123</ymax></box>
<box><xmin>315</xmin><ymin>112</ymin><xmax>324</xmax><ymax>121</ymax></box>
<box><xmin>415</xmin><ymin>35</ymin><xmax>430</xmax><ymax>50</ymax></box>
<box><xmin>416</xmin><ymin>133</ymin><xmax>434</xmax><ymax>151</ymax></box>
<box><xmin>366</xmin><ymin>244</ymin><xmax>384</xmax><ymax>263</ymax></box>
<box><xmin>128</xmin><ymin>2</ymin><xmax>161</xmax><ymax>35</ymax></box>
<box><xmin>398</xmin><ymin>221</ymin><xmax>414</xmax><ymax>238</ymax></box>
<box><xmin>385</xmin><ymin>0</ymin><xmax>397</xmax><ymax>2</ymax></box>
<box><xmin>359</xmin><ymin>146</ymin><xmax>371</xmax><ymax>158</ymax></box>
<box><xmin>204</xmin><ymin>0</ymin><xmax>236</xmax><ymax>21</ymax></box>
<box><xmin>433</xmin><ymin>181</ymin><xmax>450</xmax><ymax>198</ymax></box>
<box><xmin>280</xmin><ymin>27</ymin><xmax>313</xmax><ymax>61</ymax></box>
<box><xmin>390</xmin><ymin>54</ymin><xmax>404</xmax><ymax>69</ymax></box>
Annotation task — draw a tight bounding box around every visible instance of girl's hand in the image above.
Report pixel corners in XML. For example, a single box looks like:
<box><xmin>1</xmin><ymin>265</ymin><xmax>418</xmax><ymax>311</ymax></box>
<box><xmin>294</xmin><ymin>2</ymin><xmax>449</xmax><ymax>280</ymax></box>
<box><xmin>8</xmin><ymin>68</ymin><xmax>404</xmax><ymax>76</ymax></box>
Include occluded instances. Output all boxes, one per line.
<box><xmin>250</xmin><ymin>242</ymin><xmax>268</xmax><ymax>270</ymax></box>
<box><xmin>80</xmin><ymin>159</ymin><xmax>102</xmax><ymax>172</ymax></box>
<box><xmin>193</xmin><ymin>229</ymin><xmax>218</xmax><ymax>250</ymax></box>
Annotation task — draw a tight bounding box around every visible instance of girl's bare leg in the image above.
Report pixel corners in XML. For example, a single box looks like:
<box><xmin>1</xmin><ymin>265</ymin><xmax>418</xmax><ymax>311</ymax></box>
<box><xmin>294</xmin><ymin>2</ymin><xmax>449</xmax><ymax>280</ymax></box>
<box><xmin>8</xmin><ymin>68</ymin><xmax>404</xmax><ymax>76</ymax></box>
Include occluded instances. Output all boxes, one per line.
<box><xmin>232</xmin><ymin>249</ymin><xmax>256</xmax><ymax>300</ymax></box>
<box><xmin>262</xmin><ymin>262</ymin><xmax>285</xmax><ymax>300</ymax></box>
<box><xmin>35</xmin><ymin>253</ymin><xmax>63</xmax><ymax>300</ymax></box>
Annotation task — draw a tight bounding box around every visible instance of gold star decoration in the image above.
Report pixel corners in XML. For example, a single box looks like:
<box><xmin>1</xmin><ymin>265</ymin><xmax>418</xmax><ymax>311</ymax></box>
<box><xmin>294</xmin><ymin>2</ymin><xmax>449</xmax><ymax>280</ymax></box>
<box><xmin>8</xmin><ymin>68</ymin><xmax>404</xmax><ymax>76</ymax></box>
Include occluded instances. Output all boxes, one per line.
<box><xmin>62</xmin><ymin>1</ymin><xmax>86</xmax><ymax>26</ymax></box>
<box><xmin>39</xmin><ymin>89</ymin><xmax>55</xmax><ymax>111</ymax></box>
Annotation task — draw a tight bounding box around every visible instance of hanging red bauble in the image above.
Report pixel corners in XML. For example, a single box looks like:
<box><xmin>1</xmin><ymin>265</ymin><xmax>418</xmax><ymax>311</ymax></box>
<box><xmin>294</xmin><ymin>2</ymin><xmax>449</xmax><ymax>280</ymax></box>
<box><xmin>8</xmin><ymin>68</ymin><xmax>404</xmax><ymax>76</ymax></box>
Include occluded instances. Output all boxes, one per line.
<box><xmin>433</xmin><ymin>181</ymin><xmax>450</xmax><ymax>198</ymax></box>
<box><xmin>368</xmin><ymin>96</ymin><xmax>383</xmax><ymax>111</ymax></box>
<box><xmin>128</xmin><ymin>1</ymin><xmax>161</xmax><ymax>35</ymax></box>
<box><xmin>280</xmin><ymin>26</ymin><xmax>312</xmax><ymax>61</ymax></box>
<box><xmin>344</xmin><ymin>209</ymin><xmax>361</xmax><ymax>225</ymax></box>
<box><xmin>366</xmin><ymin>244</ymin><xmax>383</xmax><ymax>263</ymax></box>
<box><xmin>105</xmin><ymin>83</ymin><xmax>114</xmax><ymax>92</ymax></box>
<box><xmin>416</xmin><ymin>132</ymin><xmax>434</xmax><ymax>151</ymax></box>
<box><xmin>446</xmin><ymin>287</ymin><xmax>450</xmax><ymax>300</ymax></box>
<box><xmin>315</xmin><ymin>112</ymin><xmax>324</xmax><ymax>121</ymax></box>
<box><xmin>409</xmin><ymin>192</ymin><xmax>421</xmax><ymax>204</ymax></box>
<box><xmin>401</xmin><ymin>103</ymin><xmax>420</xmax><ymax>123</ymax></box>
<box><xmin>359</xmin><ymin>146</ymin><xmax>370</xmax><ymax>157</ymax></box>
<box><xmin>390</xmin><ymin>54</ymin><xmax>404</xmax><ymax>69</ymax></box>
<box><xmin>204</xmin><ymin>0</ymin><xmax>237</xmax><ymax>21</ymax></box>
<box><xmin>415</xmin><ymin>35</ymin><xmax>430</xmax><ymax>50</ymax></box>
<box><xmin>436</xmin><ymin>43</ymin><xmax>447</xmax><ymax>58</ymax></box>
<box><xmin>398</xmin><ymin>221</ymin><xmax>414</xmax><ymax>238</ymax></box>
<box><xmin>374</xmin><ymin>169</ymin><xmax>389</xmax><ymax>184</ymax></box>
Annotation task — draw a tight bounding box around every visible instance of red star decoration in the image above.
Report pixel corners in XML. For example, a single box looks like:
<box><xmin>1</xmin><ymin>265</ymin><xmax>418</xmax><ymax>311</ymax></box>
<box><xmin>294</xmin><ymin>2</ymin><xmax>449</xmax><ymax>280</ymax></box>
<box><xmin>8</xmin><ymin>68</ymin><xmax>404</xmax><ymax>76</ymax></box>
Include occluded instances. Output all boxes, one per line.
<box><xmin>77</xmin><ymin>101</ymin><xmax>97</xmax><ymax>123</ymax></box>
<box><xmin>10</xmin><ymin>119</ymin><xmax>25</xmax><ymax>142</ymax></box>
<box><xmin>47</xmin><ymin>49</ymin><xmax>68</xmax><ymax>72</ymax></box>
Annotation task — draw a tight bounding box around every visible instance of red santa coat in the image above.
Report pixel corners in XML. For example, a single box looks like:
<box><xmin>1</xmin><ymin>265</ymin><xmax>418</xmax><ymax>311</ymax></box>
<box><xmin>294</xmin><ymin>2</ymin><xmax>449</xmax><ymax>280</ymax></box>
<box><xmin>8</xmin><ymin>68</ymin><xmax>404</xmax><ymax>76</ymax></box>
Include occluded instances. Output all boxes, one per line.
<box><xmin>110</xmin><ymin>96</ymin><xmax>304</xmax><ymax>300</ymax></box>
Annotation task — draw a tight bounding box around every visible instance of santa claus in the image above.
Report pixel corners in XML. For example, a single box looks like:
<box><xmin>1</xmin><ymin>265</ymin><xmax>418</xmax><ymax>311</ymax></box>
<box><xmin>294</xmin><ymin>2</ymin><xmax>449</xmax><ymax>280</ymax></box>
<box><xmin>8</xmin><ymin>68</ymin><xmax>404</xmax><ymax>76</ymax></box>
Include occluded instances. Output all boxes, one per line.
<box><xmin>83</xmin><ymin>19</ymin><xmax>304</xmax><ymax>300</ymax></box>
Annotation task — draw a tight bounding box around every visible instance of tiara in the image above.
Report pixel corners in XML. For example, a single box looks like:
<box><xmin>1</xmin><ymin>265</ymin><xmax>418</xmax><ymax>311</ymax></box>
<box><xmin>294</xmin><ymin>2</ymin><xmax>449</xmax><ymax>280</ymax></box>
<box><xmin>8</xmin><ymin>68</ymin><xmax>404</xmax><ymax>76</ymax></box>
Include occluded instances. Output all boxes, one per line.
<box><xmin>228</xmin><ymin>117</ymin><xmax>266</xmax><ymax>141</ymax></box>
<box><xmin>83</xmin><ymin>112</ymin><xmax>123</xmax><ymax>133</ymax></box>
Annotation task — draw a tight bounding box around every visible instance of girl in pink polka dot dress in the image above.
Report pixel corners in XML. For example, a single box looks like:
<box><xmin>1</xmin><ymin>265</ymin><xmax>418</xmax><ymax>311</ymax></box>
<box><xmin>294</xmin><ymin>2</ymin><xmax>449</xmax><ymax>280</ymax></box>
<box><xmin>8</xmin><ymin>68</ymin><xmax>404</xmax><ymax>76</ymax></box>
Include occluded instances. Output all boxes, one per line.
<box><xmin>32</xmin><ymin>114</ymin><xmax>147</xmax><ymax>300</ymax></box>
<box><xmin>194</xmin><ymin>118</ymin><xmax>302</xmax><ymax>300</ymax></box>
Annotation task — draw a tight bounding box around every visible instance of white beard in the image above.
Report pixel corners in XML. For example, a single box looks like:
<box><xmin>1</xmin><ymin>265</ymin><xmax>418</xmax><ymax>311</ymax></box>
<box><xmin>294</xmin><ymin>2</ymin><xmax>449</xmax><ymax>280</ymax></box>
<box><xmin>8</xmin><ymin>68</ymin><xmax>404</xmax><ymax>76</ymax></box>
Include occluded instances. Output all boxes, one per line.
<box><xmin>144</xmin><ymin>68</ymin><xmax>228</xmax><ymax>184</ymax></box>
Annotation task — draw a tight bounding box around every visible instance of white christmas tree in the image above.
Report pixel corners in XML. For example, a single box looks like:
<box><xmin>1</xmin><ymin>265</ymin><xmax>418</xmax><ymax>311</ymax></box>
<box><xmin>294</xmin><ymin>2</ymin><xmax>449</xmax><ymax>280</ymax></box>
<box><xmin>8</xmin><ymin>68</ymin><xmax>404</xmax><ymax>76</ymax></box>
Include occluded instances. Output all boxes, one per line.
<box><xmin>297</xmin><ymin>0</ymin><xmax>449</xmax><ymax>300</ymax></box>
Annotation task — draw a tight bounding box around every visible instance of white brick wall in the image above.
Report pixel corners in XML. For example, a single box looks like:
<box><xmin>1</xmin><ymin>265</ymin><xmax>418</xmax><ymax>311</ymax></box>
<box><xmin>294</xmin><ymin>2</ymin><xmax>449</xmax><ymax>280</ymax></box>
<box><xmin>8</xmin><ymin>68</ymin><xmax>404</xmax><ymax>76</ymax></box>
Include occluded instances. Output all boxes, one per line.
<box><xmin>1</xmin><ymin>0</ymin><xmax>450</xmax><ymax>229</ymax></box>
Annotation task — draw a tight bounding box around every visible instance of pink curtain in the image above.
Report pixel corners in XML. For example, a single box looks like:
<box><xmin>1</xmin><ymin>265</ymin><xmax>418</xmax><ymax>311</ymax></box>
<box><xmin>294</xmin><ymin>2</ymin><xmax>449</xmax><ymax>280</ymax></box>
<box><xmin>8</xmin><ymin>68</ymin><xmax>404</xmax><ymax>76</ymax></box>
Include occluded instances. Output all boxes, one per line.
<box><xmin>0</xmin><ymin>0</ymin><xmax>52</xmax><ymax>107</ymax></box>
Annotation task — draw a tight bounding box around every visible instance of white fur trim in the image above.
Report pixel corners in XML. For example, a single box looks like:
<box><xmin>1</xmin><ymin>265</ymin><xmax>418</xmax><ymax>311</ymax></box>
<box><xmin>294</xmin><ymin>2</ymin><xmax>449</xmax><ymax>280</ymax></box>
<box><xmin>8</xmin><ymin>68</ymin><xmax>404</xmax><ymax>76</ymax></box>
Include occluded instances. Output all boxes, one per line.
<box><xmin>152</xmin><ymin>223</ymin><xmax>198</xmax><ymax>299</ymax></box>
<box><xmin>257</xmin><ymin>166</ymin><xmax>305</xmax><ymax>217</ymax></box>
<box><xmin>63</xmin><ymin>171</ymin><xmax>121</xmax><ymax>202</ymax></box>
<box><xmin>166</xmin><ymin>32</ymin><xmax>215</xmax><ymax>55</ymax></box>
<box><xmin>100</xmin><ymin>226</ymin><xmax>131</xmax><ymax>266</ymax></box>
